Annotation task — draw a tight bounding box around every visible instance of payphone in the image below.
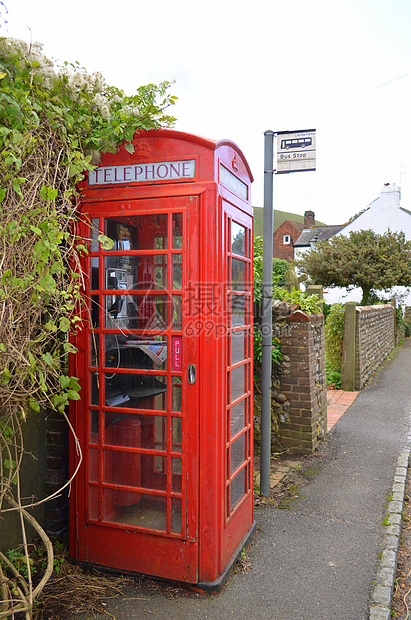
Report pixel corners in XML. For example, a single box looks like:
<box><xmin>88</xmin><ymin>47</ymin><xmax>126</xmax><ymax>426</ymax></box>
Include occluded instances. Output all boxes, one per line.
<box><xmin>70</xmin><ymin>129</ymin><xmax>255</xmax><ymax>589</ymax></box>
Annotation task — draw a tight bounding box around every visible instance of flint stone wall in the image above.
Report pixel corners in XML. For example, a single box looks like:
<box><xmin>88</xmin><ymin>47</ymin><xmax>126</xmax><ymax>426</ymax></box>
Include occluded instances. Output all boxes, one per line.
<box><xmin>354</xmin><ymin>304</ymin><xmax>395</xmax><ymax>390</ymax></box>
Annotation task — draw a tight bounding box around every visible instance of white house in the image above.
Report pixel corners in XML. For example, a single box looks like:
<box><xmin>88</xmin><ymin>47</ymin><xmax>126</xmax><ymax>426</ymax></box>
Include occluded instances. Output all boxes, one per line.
<box><xmin>341</xmin><ymin>184</ymin><xmax>411</xmax><ymax>237</ymax></box>
<box><xmin>294</xmin><ymin>184</ymin><xmax>411</xmax><ymax>306</ymax></box>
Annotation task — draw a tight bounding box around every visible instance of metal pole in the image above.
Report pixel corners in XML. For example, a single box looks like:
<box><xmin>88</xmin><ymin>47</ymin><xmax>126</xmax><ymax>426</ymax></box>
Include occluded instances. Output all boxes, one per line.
<box><xmin>260</xmin><ymin>130</ymin><xmax>274</xmax><ymax>496</ymax></box>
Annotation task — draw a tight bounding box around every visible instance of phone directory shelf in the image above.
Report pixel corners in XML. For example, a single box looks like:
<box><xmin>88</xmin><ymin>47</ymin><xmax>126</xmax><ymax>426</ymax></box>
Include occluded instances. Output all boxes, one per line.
<box><xmin>103</xmin><ymin>342</ymin><xmax>167</xmax><ymax>408</ymax></box>
<box><xmin>103</xmin><ymin>336</ymin><xmax>167</xmax><ymax>369</ymax></box>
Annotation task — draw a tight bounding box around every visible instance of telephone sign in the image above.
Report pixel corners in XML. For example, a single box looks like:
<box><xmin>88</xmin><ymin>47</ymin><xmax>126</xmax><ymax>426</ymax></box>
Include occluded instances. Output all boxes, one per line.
<box><xmin>89</xmin><ymin>159</ymin><xmax>195</xmax><ymax>185</ymax></box>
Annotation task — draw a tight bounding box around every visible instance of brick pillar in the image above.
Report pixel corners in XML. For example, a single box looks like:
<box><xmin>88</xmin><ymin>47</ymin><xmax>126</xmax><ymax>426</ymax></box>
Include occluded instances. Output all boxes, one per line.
<box><xmin>279</xmin><ymin>311</ymin><xmax>327</xmax><ymax>455</ymax></box>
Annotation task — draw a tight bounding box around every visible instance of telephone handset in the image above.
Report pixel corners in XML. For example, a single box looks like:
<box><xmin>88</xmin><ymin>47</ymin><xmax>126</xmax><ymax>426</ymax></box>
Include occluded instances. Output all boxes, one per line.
<box><xmin>106</xmin><ymin>269</ymin><xmax>127</xmax><ymax>319</ymax></box>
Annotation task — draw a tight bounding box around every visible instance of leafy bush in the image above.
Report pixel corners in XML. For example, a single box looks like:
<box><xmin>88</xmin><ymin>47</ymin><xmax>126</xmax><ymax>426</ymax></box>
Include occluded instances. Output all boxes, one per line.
<box><xmin>324</xmin><ymin>303</ymin><xmax>345</xmax><ymax>382</ymax></box>
<box><xmin>322</xmin><ymin>302</ymin><xmax>332</xmax><ymax>323</ymax></box>
<box><xmin>325</xmin><ymin>365</ymin><xmax>342</xmax><ymax>389</ymax></box>
<box><xmin>0</xmin><ymin>31</ymin><xmax>176</xmax><ymax>617</ymax></box>
<box><xmin>253</xmin><ymin>329</ymin><xmax>283</xmax><ymax>366</ymax></box>
<box><xmin>273</xmin><ymin>287</ymin><xmax>322</xmax><ymax>314</ymax></box>
<box><xmin>253</xmin><ymin>235</ymin><xmax>321</xmax><ymax>313</ymax></box>
<box><xmin>0</xmin><ymin>37</ymin><xmax>176</xmax><ymax>417</ymax></box>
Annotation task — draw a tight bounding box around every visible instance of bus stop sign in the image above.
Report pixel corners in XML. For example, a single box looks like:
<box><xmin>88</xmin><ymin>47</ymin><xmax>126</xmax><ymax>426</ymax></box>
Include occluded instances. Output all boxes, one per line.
<box><xmin>276</xmin><ymin>129</ymin><xmax>316</xmax><ymax>173</ymax></box>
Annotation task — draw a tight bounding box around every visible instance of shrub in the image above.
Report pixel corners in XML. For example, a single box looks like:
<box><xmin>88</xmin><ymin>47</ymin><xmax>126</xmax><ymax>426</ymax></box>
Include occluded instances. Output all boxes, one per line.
<box><xmin>325</xmin><ymin>365</ymin><xmax>342</xmax><ymax>389</ymax></box>
<box><xmin>273</xmin><ymin>287</ymin><xmax>322</xmax><ymax>314</ymax></box>
<box><xmin>253</xmin><ymin>329</ymin><xmax>282</xmax><ymax>366</ymax></box>
<box><xmin>0</xmin><ymin>31</ymin><xmax>176</xmax><ymax>617</ymax></box>
<box><xmin>324</xmin><ymin>303</ymin><xmax>345</xmax><ymax>383</ymax></box>
<box><xmin>322</xmin><ymin>302</ymin><xmax>332</xmax><ymax>323</ymax></box>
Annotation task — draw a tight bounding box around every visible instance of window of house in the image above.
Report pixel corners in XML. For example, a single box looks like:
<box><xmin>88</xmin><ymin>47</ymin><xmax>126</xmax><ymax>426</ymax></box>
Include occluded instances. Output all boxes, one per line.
<box><xmin>283</xmin><ymin>235</ymin><xmax>291</xmax><ymax>244</ymax></box>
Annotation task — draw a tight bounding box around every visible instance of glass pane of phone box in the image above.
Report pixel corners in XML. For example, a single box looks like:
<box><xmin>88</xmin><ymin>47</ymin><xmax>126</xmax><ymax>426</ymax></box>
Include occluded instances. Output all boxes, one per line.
<box><xmin>88</xmin><ymin>490</ymin><xmax>182</xmax><ymax>534</ymax></box>
<box><xmin>105</xmin><ymin>215</ymin><xmax>168</xmax><ymax>251</ymax></box>
<box><xmin>104</xmin><ymin>373</ymin><xmax>167</xmax><ymax>409</ymax></box>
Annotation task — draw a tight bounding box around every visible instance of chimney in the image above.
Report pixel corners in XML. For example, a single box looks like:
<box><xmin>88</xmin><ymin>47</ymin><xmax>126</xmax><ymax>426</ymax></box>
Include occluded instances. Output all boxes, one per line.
<box><xmin>381</xmin><ymin>183</ymin><xmax>401</xmax><ymax>207</ymax></box>
<box><xmin>304</xmin><ymin>210</ymin><xmax>315</xmax><ymax>230</ymax></box>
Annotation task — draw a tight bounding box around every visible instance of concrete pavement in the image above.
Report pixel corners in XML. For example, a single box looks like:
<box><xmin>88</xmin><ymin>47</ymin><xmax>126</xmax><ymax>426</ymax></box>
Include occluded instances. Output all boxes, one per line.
<box><xmin>76</xmin><ymin>340</ymin><xmax>411</xmax><ymax>620</ymax></box>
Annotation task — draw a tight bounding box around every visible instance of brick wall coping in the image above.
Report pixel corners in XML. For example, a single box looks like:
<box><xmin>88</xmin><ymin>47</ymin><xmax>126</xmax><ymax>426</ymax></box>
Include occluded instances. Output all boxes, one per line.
<box><xmin>286</xmin><ymin>310</ymin><xmax>324</xmax><ymax>323</ymax></box>
<box><xmin>355</xmin><ymin>304</ymin><xmax>394</xmax><ymax>313</ymax></box>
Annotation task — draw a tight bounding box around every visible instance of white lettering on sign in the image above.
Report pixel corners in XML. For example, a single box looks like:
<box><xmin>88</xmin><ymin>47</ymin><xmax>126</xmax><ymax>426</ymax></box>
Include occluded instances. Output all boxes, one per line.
<box><xmin>88</xmin><ymin>159</ymin><xmax>195</xmax><ymax>185</ymax></box>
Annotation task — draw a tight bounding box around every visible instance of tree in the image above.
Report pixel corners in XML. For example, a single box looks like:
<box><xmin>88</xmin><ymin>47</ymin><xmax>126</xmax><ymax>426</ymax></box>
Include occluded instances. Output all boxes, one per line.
<box><xmin>296</xmin><ymin>229</ymin><xmax>411</xmax><ymax>305</ymax></box>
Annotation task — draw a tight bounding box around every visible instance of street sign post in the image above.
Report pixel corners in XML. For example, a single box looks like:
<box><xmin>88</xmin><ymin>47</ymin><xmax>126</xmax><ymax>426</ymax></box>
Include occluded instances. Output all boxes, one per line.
<box><xmin>276</xmin><ymin>129</ymin><xmax>316</xmax><ymax>173</ymax></box>
<box><xmin>260</xmin><ymin>127</ymin><xmax>316</xmax><ymax>497</ymax></box>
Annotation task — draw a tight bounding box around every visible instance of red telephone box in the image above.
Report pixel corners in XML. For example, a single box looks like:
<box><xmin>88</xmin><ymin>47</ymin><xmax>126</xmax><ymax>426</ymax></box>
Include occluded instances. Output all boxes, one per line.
<box><xmin>69</xmin><ymin>129</ymin><xmax>255</xmax><ymax>589</ymax></box>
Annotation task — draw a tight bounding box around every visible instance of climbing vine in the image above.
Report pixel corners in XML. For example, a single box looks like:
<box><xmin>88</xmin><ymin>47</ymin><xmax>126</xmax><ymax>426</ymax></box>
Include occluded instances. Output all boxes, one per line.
<box><xmin>324</xmin><ymin>303</ymin><xmax>345</xmax><ymax>388</ymax></box>
<box><xmin>0</xmin><ymin>28</ymin><xmax>176</xmax><ymax>618</ymax></box>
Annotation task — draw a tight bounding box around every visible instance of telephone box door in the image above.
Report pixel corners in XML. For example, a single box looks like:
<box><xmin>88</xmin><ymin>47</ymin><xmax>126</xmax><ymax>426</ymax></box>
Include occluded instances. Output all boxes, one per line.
<box><xmin>72</xmin><ymin>196</ymin><xmax>199</xmax><ymax>582</ymax></box>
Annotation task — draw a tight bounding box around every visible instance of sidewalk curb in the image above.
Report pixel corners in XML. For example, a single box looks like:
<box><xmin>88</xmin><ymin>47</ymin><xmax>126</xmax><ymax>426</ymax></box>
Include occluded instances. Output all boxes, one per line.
<box><xmin>369</xmin><ymin>447</ymin><xmax>410</xmax><ymax>620</ymax></box>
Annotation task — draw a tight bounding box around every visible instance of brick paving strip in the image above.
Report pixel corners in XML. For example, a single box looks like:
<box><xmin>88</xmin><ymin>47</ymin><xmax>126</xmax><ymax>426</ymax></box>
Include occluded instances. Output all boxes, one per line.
<box><xmin>326</xmin><ymin>388</ymin><xmax>359</xmax><ymax>431</ymax></box>
<box><xmin>254</xmin><ymin>459</ymin><xmax>304</xmax><ymax>490</ymax></box>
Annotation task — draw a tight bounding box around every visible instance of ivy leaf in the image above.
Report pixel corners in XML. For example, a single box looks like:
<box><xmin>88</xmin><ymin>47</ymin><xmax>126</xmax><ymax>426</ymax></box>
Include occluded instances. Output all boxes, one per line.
<box><xmin>60</xmin><ymin>375</ymin><xmax>71</xmax><ymax>389</ymax></box>
<box><xmin>4</xmin><ymin>459</ymin><xmax>16</xmax><ymax>470</ymax></box>
<box><xmin>1</xmin><ymin>269</ymin><xmax>11</xmax><ymax>284</ymax></box>
<box><xmin>66</xmin><ymin>389</ymin><xmax>81</xmax><ymax>400</ymax></box>
<box><xmin>41</xmin><ymin>352</ymin><xmax>55</xmax><ymax>367</ymax></box>
<box><xmin>6</xmin><ymin>102</ymin><xmax>22</xmax><ymax>118</ymax></box>
<box><xmin>40</xmin><ymin>274</ymin><xmax>57</xmax><ymax>291</ymax></box>
<box><xmin>59</xmin><ymin>317</ymin><xmax>71</xmax><ymax>333</ymax></box>
<box><xmin>47</xmin><ymin>187</ymin><xmax>58</xmax><ymax>200</ymax></box>
<box><xmin>98</xmin><ymin>234</ymin><xmax>114</xmax><ymax>250</ymax></box>
<box><xmin>62</xmin><ymin>342</ymin><xmax>78</xmax><ymax>354</ymax></box>
<box><xmin>44</xmin><ymin>320</ymin><xmax>58</xmax><ymax>332</ymax></box>
<box><xmin>29</xmin><ymin>400</ymin><xmax>41</xmax><ymax>413</ymax></box>
<box><xmin>124</xmin><ymin>142</ymin><xmax>134</xmax><ymax>154</ymax></box>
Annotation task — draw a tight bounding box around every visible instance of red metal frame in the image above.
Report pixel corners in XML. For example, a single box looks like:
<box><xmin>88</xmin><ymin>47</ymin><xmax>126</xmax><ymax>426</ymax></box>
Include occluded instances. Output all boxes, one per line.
<box><xmin>69</xmin><ymin>129</ymin><xmax>254</xmax><ymax>587</ymax></box>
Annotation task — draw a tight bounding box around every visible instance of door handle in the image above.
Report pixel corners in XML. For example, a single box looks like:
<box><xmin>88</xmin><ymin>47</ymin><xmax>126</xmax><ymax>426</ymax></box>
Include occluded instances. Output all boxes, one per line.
<box><xmin>187</xmin><ymin>364</ymin><xmax>197</xmax><ymax>384</ymax></box>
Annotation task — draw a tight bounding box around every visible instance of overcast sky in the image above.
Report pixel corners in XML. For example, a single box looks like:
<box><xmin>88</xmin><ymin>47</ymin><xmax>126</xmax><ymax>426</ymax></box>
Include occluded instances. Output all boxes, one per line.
<box><xmin>3</xmin><ymin>0</ymin><xmax>411</xmax><ymax>225</ymax></box>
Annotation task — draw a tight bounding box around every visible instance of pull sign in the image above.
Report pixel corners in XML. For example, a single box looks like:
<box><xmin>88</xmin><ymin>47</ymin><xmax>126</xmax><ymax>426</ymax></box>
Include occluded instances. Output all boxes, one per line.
<box><xmin>187</xmin><ymin>364</ymin><xmax>197</xmax><ymax>385</ymax></box>
<box><xmin>172</xmin><ymin>336</ymin><xmax>182</xmax><ymax>371</ymax></box>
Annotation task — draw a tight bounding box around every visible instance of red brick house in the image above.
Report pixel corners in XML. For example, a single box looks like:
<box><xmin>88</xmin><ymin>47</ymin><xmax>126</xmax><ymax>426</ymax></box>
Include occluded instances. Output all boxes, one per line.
<box><xmin>273</xmin><ymin>211</ymin><xmax>315</xmax><ymax>260</ymax></box>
